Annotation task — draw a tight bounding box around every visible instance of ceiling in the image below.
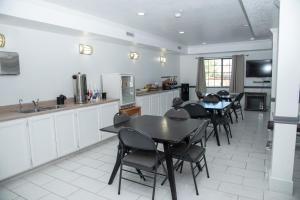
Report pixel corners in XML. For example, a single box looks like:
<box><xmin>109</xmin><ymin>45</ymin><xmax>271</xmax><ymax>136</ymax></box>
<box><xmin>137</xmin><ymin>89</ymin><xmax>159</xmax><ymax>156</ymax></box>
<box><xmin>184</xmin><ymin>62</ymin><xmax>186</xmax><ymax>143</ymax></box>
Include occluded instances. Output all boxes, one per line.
<box><xmin>43</xmin><ymin>0</ymin><xmax>276</xmax><ymax>45</ymax></box>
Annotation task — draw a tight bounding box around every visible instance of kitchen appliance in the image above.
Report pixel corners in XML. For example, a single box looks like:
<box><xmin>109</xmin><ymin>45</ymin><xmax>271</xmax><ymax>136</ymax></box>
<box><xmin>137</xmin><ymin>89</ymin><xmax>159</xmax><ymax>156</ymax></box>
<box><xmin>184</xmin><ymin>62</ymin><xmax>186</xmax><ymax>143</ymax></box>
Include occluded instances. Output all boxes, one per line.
<box><xmin>161</xmin><ymin>76</ymin><xmax>178</xmax><ymax>90</ymax></box>
<box><xmin>102</xmin><ymin>73</ymin><xmax>135</xmax><ymax>108</ymax></box>
<box><xmin>0</xmin><ymin>51</ymin><xmax>20</xmax><ymax>75</ymax></box>
<box><xmin>181</xmin><ymin>83</ymin><xmax>189</xmax><ymax>101</ymax></box>
<box><xmin>57</xmin><ymin>95</ymin><xmax>67</xmax><ymax>105</ymax></box>
<box><xmin>72</xmin><ymin>73</ymin><xmax>88</xmax><ymax>104</ymax></box>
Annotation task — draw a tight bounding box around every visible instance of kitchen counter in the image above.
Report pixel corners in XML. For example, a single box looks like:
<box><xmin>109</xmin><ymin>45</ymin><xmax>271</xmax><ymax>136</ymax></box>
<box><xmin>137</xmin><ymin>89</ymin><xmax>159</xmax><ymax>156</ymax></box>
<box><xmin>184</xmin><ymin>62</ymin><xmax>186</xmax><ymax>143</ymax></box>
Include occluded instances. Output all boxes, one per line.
<box><xmin>136</xmin><ymin>88</ymin><xmax>179</xmax><ymax>97</ymax></box>
<box><xmin>0</xmin><ymin>98</ymin><xmax>119</xmax><ymax>122</ymax></box>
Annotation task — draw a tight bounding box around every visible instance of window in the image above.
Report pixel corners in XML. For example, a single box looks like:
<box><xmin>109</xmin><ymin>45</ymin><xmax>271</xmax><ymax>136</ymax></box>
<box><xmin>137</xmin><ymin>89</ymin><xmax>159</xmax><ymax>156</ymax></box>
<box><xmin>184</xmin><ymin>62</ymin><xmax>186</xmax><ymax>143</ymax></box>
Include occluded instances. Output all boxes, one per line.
<box><xmin>204</xmin><ymin>58</ymin><xmax>232</xmax><ymax>87</ymax></box>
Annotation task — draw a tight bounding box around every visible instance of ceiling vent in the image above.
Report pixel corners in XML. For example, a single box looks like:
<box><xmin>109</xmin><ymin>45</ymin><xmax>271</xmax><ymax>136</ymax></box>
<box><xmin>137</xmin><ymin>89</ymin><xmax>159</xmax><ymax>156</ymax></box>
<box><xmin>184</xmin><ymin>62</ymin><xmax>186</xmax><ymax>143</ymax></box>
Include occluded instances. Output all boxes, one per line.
<box><xmin>126</xmin><ymin>32</ymin><xmax>135</xmax><ymax>37</ymax></box>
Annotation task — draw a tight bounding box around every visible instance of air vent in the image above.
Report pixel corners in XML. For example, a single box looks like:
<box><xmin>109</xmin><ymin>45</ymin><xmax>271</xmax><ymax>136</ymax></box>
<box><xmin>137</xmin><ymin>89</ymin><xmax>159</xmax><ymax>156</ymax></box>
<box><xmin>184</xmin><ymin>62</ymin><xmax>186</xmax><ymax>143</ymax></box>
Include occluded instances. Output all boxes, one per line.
<box><xmin>126</xmin><ymin>32</ymin><xmax>135</xmax><ymax>37</ymax></box>
<box><xmin>177</xmin><ymin>46</ymin><xmax>182</xmax><ymax>50</ymax></box>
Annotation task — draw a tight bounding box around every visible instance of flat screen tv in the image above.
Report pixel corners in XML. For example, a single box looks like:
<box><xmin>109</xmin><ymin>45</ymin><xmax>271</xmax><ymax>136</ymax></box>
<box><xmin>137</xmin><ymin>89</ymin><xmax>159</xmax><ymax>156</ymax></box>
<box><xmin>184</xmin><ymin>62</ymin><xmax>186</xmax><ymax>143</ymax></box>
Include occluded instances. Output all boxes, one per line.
<box><xmin>246</xmin><ymin>60</ymin><xmax>272</xmax><ymax>77</ymax></box>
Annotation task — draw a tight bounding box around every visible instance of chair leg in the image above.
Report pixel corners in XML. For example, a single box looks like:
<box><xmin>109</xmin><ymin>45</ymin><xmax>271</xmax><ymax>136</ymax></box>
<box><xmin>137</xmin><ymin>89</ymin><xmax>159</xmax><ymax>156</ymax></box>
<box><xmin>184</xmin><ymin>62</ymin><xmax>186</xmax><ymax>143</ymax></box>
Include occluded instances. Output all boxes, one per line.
<box><xmin>196</xmin><ymin>162</ymin><xmax>202</xmax><ymax>172</ymax></box>
<box><xmin>228</xmin><ymin>124</ymin><xmax>232</xmax><ymax>138</ymax></box>
<box><xmin>203</xmin><ymin>154</ymin><xmax>210</xmax><ymax>178</ymax></box>
<box><xmin>161</xmin><ymin>163</ymin><xmax>168</xmax><ymax>186</ymax></box>
<box><xmin>229</xmin><ymin>112</ymin><xmax>233</xmax><ymax>124</ymax></box>
<box><xmin>152</xmin><ymin>168</ymin><xmax>157</xmax><ymax>200</ymax></box>
<box><xmin>136</xmin><ymin>169</ymin><xmax>146</xmax><ymax>181</ymax></box>
<box><xmin>233</xmin><ymin>108</ymin><xmax>238</xmax><ymax>122</ymax></box>
<box><xmin>118</xmin><ymin>163</ymin><xmax>123</xmax><ymax>195</ymax></box>
<box><xmin>190</xmin><ymin>162</ymin><xmax>199</xmax><ymax>195</ymax></box>
<box><xmin>223</xmin><ymin>124</ymin><xmax>230</xmax><ymax>144</ymax></box>
<box><xmin>240</xmin><ymin>109</ymin><xmax>244</xmax><ymax>120</ymax></box>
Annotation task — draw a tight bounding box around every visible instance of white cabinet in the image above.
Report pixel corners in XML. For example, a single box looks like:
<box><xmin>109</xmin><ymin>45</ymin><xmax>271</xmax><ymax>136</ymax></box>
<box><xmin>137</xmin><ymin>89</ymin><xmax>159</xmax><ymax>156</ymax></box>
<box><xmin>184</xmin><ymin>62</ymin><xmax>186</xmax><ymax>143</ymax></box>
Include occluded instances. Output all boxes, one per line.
<box><xmin>136</xmin><ymin>96</ymin><xmax>151</xmax><ymax>115</ymax></box>
<box><xmin>99</xmin><ymin>102</ymin><xmax>119</xmax><ymax>140</ymax></box>
<box><xmin>0</xmin><ymin>119</ymin><xmax>31</xmax><ymax>180</ymax></box>
<box><xmin>173</xmin><ymin>89</ymin><xmax>180</xmax><ymax>99</ymax></box>
<box><xmin>54</xmin><ymin>111</ymin><xmax>78</xmax><ymax>157</ymax></box>
<box><xmin>28</xmin><ymin>115</ymin><xmax>57</xmax><ymax>167</ymax></box>
<box><xmin>77</xmin><ymin>107</ymin><xmax>99</xmax><ymax>148</ymax></box>
<box><xmin>150</xmin><ymin>94</ymin><xmax>160</xmax><ymax>116</ymax></box>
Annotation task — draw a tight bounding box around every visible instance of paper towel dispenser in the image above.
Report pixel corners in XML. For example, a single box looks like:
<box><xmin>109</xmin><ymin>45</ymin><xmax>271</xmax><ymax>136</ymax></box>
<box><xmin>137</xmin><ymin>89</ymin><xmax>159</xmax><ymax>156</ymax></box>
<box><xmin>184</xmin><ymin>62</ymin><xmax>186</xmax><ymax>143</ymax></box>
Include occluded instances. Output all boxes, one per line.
<box><xmin>0</xmin><ymin>52</ymin><xmax>20</xmax><ymax>75</ymax></box>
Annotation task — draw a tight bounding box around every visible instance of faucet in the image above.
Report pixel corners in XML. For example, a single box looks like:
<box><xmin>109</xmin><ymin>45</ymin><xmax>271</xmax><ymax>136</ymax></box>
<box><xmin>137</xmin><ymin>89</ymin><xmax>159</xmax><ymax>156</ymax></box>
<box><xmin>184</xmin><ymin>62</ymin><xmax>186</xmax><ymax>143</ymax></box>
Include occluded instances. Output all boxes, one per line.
<box><xmin>32</xmin><ymin>99</ymin><xmax>39</xmax><ymax>112</ymax></box>
<box><xmin>18</xmin><ymin>99</ymin><xmax>23</xmax><ymax>112</ymax></box>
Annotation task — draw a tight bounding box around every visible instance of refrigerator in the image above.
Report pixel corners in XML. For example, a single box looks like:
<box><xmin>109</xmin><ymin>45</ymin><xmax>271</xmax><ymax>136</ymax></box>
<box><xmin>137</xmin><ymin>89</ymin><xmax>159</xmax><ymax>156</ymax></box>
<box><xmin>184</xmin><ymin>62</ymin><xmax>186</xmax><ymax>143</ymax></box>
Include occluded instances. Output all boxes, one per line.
<box><xmin>102</xmin><ymin>73</ymin><xmax>135</xmax><ymax>108</ymax></box>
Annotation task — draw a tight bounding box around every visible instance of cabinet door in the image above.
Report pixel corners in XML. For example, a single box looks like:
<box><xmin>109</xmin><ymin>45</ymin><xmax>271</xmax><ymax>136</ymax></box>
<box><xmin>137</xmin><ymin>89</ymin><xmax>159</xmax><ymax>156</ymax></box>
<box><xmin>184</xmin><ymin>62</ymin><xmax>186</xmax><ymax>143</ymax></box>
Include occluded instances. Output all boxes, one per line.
<box><xmin>150</xmin><ymin>94</ymin><xmax>160</xmax><ymax>116</ymax></box>
<box><xmin>77</xmin><ymin>107</ymin><xmax>99</xmax><ymax>148</ymax></box>
<box><xmin>159</xmin><ymin>92</ymin><xmax>168</xmax><ymax>116</ymax></box>
<box><xmin>28</xmin><ymin>115</ymin><xmax>57</xmax><ymax>167</ymax></box>
<box><xmin>54</xmin><ymin>111</ymin><xmax>78</xmax><ymax>157</ymax></box>
<box><xmin>173</xmin><ymin>89</ymin><xmax>180</xmax><ymax>99</ymax></box>
<box><xmin>166</xmin><ymin>91</ymin><xmax>174</xmax><ymax>110</ymax></box>
<box><xmin>99</xmin><ymin>102</ymin><xmax>119</xmax><ymax>140</ymax></box>
<box><xmin>136</xmin><ymin>96</ymin><xmax>151</xmax><ymax>115</ymax></box>
<box><xmin>0</xmin><ymin>119</ymin><xmax>31</xmax><ymax>180</ymax></box>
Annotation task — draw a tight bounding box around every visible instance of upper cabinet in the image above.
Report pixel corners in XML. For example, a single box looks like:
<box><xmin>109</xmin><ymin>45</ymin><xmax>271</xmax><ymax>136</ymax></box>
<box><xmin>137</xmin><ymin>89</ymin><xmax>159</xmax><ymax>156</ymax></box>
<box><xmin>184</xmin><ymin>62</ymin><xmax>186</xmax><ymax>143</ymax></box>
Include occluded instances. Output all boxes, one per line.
<box><xmin>54</xmin><ymin>110</ymin><xmax>78</xmax><ymax>157</ymax></box>
<box><xmin>28</xmin><ymin>115</ymin><xmax>57</xmax><ymax>167</ymax></box>
<box><xmin>0</xmin><ymin>119</ymin><xmax>31</xmax><ymax>180</ymax></box>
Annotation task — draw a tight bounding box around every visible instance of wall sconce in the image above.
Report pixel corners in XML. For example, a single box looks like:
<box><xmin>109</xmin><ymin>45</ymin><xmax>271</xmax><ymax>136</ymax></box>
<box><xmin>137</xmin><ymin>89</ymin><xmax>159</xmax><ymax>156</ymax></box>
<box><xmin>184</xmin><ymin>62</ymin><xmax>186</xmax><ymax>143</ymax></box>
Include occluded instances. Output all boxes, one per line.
<box><xmin>160</xmin><ymin>56</ymin><xmax>167</xmax><ymax>64</ymax></box>
<box><xmin>0</xmin><ymin>34</ymin><xmax>5</xmax><ymax>47</ymax></box>
<box><xmin>129</xmin><ymin>52</ymin><xmax>139</xmax><ymax>60</ymax></box>
<box><xmin>79</xmin><ymin>44</ymin><xmax>93</xmax><ymax>55</ymax></box>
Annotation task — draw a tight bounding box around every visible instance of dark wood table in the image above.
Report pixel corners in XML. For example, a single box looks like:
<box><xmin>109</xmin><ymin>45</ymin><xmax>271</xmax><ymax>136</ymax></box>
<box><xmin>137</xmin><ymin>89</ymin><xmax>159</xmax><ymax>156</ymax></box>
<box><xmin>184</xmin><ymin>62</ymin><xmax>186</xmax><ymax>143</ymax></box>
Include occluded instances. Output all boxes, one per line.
<box><xmin>100</xmin><ymin>115</ymin><xmax>207</xmax><ymax>200</ymax></box>
<box><xmin>199</xmin><ymin>101</ymin><xmax>232</xmax><ymax>146</ymax></box>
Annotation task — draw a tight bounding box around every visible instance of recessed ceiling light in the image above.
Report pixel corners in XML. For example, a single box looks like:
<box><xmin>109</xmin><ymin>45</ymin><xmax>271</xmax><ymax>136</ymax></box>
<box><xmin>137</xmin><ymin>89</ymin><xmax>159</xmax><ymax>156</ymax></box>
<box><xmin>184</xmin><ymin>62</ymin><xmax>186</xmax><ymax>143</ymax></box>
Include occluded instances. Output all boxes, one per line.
<box><xmin>137</xmin><ymin>12</ymin><xmax>145</xmax><ymax>16</ymax></box>
<box><xmin>179</xmin><ymin>31</ymin><xmax>185</xmax><ymax>34</ymax></box>
<box><xmin>243</xmin><ymin>24</ymin><xmax>249</xmax><ymax>27</ymax></box>
<box><xmin>175</xmin><ymin>12</ymin><xmax>182</xmax><ymax>18</ymax></box>
<box><xmin>250</xmin><ymin>37</ymin><xmax>255</xmax><ymax>40</ymax></box>
<box><xmin>202</xmin><ymin>42</ymin><xmax>207</xmax><ymax>45</ymax></box>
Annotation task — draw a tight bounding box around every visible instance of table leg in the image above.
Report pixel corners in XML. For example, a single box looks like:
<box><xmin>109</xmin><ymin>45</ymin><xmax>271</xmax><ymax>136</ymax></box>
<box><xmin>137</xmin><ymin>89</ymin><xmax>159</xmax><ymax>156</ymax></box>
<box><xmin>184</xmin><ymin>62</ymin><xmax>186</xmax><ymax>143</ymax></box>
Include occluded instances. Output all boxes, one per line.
<box><xmin>212</xmin><ymin>116</ymin><xmax>221</xmax><ymax>146</ymax></box>
<box><xmin>163</xmin><ymin>143</ymin><xmax>177</xmax><ymax>200</ymax></box>
<box><xmin>108</xmin><ymin>144</ymin><xmax>121</xmax><ymax>185</ymax></box>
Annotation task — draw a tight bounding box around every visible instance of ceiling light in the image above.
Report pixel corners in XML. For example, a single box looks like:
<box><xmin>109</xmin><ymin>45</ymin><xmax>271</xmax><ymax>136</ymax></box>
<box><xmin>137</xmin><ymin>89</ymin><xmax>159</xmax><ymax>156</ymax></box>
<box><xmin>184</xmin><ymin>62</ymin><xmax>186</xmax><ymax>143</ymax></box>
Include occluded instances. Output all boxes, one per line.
<box><xmin>202</xmin><ymin>42</ymin><xmax>207</xmax><ymax>45</ymax></box>
<box><xmin>179</xmin><ymin>31</ymin><xmax>185</xmax><ymax>34</ymax></box>
<box><xmin>129</xmin><ymin>52</ymin><xmax>139</xmax><ymax>60</ymax></box>
<box><xmin>175</xmin><ymin>12</ymin><xmax>182</xmax><ymax>18</ymax></box>
<box><xmin>243</xmin><ymin>24</ymin><xmax>249</xmax><ymax>27</ymax></box>
<box><xmin>0</xmin><ymin>33</ymin><xmax>5</xmax><ymax>47</ymax></box>
<box><xmin>79</xmin><ymin>44</ymin><xmax>93</xmax><ymax>55</ymax></box>
<box><xmin>160</xmin><ymin>56</ymin><xmax>167</xmax><ymax>64</ymax></box>
<box><xmin>137</xmin><ymin>12</ymin><xmax>145</xmax><ymax>16</ymax></box>
<box><xmin>250</xmin><ymin>37</ymin><xmax>255</xmax><ymax>41</ymax></box>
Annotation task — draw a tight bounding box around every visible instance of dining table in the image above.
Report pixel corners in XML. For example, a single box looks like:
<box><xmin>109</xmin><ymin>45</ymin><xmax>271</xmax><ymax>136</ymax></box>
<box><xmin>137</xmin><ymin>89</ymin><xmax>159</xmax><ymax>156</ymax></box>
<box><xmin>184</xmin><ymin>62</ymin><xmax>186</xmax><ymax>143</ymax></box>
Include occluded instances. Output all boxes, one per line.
<box><xmin>100</xmin><ymin>115</ymin><xmax>208</xmax><ymax>200</ymax></box>
<box><xmin>199</xmin><ymin>100</ymin><xmax>232</xmax><ymax>146</ymax></box>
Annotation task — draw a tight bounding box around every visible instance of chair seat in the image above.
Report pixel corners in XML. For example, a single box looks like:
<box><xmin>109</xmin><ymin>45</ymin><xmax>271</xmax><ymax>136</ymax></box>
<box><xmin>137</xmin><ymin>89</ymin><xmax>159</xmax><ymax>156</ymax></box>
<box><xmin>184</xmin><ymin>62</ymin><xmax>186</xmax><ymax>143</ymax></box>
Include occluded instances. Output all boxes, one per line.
<box><xmin>171</xmin><ymin>143</ymin><xmax>205</xmax><ymax>162</ymax></box>
<box><xmin>122</xmin><ymin>150</ymin><xmax>165</xmax><ymax>171</ymax></box>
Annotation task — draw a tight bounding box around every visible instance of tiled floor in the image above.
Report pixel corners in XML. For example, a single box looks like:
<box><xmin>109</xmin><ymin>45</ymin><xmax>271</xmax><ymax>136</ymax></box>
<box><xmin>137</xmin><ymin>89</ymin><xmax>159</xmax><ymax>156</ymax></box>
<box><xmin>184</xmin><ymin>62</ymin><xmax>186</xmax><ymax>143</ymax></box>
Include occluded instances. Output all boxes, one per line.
<box><xmin>1</xmin><ymin>111</ymin><xmax>300</xmax><ymax>200</ymax></box>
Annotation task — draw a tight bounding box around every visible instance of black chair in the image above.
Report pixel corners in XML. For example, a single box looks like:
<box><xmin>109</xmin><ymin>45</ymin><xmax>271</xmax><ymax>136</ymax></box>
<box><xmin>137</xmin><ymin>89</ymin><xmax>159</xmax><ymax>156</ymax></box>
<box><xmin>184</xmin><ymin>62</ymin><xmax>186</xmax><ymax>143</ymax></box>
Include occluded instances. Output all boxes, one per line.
<box><xmin>231</xmin><ymin>92</ymin><xmax>244</xmax><ymax>121</ymax></box>
<box><xmin>172</xmin><ymin>97</ymin><xmax>184</xmax><ymax>109</ymax></box>
<box><xmin>217</xmin><ymin>90</ymin><xmax>229</xmax><ymax>96</ymax></box>
<box><xmin>214</xmin><ymin>106</ymin><xmax>232</xmax><ymax>144</ymax></box>
<box><xmin>118</xmin><ymin>128</ymin><xmax>167</xmax><ymax>200</ymax></box>
<box><xmin>182</xmin><ymin>103</ymin><xmax>211</xmax><ymax>119</ymax></box>
<box><xmin>162</xmin><ymin>120</ymin><xmax>210</xmax><ymax>195</ymax></box>
<box><xmin>203</xmin><ymin>93</ymin><xmax>221</xmax><ymax>103</ymax></box>
<box><xmin>164</xmin><ymin>108</ymin><xmax>190</xmax><ymax>119</ymax></box>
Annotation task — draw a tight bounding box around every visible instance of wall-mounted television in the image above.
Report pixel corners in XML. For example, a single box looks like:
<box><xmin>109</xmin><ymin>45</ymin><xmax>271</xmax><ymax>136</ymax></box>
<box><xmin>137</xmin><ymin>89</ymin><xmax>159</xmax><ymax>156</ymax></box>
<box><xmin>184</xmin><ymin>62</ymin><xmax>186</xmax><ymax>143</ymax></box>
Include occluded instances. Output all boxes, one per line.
<box><xmin>246</xmin><ymin>60</ymin><xmax>272</xmax><ymax>77</ymax></box>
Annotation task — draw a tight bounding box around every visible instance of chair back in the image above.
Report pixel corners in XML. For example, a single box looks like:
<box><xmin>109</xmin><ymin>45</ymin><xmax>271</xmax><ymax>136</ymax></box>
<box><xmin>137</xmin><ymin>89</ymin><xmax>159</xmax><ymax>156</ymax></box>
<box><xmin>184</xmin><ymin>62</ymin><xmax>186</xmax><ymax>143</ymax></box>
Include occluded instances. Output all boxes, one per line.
<box><xmin>189</xmin><ymin>120</ymin><xmax>210</xmax><ymax>145</ymax></box>
<box><xmin>203</xmin><ymin>93</ymin><xmax>221</xmax><ymax>103</ymax></box>
<box><xmin>172</xmin><ymin>97</ymin><xmax>184</xmax><ymax>108</ymax></box>
<box><xmin>234</xmin><ymin>92</ymin><xmax>244</xmax><ymax>103</ymax></box>
<box><xmin>114</xmin><ymin>112</ymin><xmax>130</xmax><ymax>125</ymax></box>
<box><xmin>217</xmin><ymin>90</ymin><xmax>229</xmax><ymax>96</ymax></box>
<box><xmin>164</xmin><ymin>108</ymin><xmax>190</xmax><ymax>120</ymax></box>
<box><xmin>183</xmin><ymin>103</ymin><xmax>209</xmax><ymax>119</ymax></box>
<box><xmin>196</xmin><ymin>91</ymin><xmax>203</xmax><ymax>100</ymax></box>
<box><xmin>118</xmin><ymin>128</ymin><xmax>156</xmax><ymax>151</ymax></box>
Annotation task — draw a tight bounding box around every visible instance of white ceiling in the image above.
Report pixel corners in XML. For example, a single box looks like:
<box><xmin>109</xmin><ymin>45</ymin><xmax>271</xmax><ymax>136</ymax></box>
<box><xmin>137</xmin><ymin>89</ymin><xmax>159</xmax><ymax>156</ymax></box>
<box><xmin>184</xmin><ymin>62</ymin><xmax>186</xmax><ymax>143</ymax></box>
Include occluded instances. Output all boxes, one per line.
<box><xmin>43</xmin><ymin>0</ymin><xmax>276</xmax><ymax>45</ymax></box>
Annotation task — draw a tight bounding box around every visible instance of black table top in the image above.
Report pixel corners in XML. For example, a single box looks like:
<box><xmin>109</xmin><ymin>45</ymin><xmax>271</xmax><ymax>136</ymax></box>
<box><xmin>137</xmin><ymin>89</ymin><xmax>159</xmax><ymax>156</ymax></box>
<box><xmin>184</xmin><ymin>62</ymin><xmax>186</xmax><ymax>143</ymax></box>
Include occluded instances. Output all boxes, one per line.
<box><xmin>199</xmin><ymin>101</ymin><xmax>232</xmax><ymax>110</ymax></box>
<box><xmin>100</xmin><ymin>115</ymin><xmax>207</xmax><ymax>143</ymax></box>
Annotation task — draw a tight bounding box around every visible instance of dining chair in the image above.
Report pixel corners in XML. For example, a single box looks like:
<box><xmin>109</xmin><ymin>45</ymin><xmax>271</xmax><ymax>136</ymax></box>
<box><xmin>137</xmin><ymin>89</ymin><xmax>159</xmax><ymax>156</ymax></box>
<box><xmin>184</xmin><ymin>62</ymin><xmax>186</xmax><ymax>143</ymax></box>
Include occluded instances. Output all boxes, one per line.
<box><xmin>118</xmin><ymin>128</ymin><xmax>167</xmax><ymax>200</ymax></box>
<box><xmin>217</xmin><ymin>90</ymin><xmax>230</xmax><ymax>96</ymax></box>
<box><xmin>172</xmin><ymin>97</ymin><xmax>184</xmax><ymax>109</ymax></box>
<box><xmin>164</xmin><ymin>108</ymin><xmax>190</xmax><ymax>119</ymax></box>
<box><xmin>203</xmin><ymin>93</ymin><xmax>221</xmax><ymax>103</ymax></box>
<box><xmin>213</xmin><ymin>106</ymin><xmax>232</xmax><ymax>144</ymax></box>
<box><xmin>231</xmin><ymin>92</ymin><xmax>244</xmax><ymax>121</ymax></box>
<box><xmin>162</xmin><ymin>120</ymin><xmax>210</xmax><ymax>195</ymax></box>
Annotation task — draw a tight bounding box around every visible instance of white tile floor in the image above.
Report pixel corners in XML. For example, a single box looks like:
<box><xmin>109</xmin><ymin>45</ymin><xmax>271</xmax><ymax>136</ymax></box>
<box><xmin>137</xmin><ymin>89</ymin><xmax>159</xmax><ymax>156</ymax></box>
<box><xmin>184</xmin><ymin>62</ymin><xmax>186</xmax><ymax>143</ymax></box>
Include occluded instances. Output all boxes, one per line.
<box><xmin>1</xmin><ymin>111</ymin><xmax>300</xmax><ymax>200</ymax></box>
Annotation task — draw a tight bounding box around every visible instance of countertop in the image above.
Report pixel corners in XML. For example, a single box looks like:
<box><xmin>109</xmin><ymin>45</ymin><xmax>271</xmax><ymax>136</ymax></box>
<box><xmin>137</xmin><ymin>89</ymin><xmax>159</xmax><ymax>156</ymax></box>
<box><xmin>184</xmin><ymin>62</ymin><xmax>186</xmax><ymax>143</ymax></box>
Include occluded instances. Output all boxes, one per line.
<box><xmin>0</xmin><ymin>98</ymin><xmax>119</xmax><ymax>123</ymax></box>
<box><xmin>136</xmin><ymin>88</ymin><xmax>179</xmax><ymax>97</ymax></box>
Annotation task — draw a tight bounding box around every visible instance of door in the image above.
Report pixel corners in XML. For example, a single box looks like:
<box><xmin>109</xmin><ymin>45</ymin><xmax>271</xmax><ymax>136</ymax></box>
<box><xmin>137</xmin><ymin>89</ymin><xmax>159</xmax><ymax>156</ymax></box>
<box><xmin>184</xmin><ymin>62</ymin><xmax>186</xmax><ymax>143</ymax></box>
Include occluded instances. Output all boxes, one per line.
<box><xmin>150</xmin><ymin>94</ymin><xmax>160</xmax><ymax>116</ymax></box>
<box><xmin>54</xmin><ymin>110</ymin><xmax>78</xmax><ymax>157</ymax></box>
<box><xmin>77</xmin><ymin>107</ymin><xmax>99</xmax><ymax>148</ymax></box>
<box><xmin>0</xmin><ymin>119</ymin><xmax>31</xmax><ymax>180</ymax></box>
<box><xmin>136</xmin><ymin>96</ymin><xmax>151</xmax><ymax>115</ymax></box>
<box><xmin>99</xmin><ymin>102</ymin><xmax>119</xmax><ymax>140</ymax></box>
<box><xmin>28</xmin><ymin>115</ymin><xmax>57</xmax><ymax>167</ymax></box>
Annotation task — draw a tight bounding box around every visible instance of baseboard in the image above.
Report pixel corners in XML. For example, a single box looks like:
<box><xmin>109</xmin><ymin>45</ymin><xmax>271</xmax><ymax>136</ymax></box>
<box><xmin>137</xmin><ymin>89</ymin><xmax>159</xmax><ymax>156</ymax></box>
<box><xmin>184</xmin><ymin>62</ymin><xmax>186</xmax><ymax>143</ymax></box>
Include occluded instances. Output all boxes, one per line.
<box><xmin>269</xmin><ymin>176</ymin><xmax>294</xmax><ymax>195</ymax></box>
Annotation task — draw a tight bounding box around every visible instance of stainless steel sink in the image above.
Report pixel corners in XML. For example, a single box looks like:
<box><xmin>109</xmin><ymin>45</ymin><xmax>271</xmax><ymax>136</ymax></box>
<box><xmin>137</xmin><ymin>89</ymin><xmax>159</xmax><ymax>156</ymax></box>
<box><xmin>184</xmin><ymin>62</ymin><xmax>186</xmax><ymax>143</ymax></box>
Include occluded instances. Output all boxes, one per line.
<box><xmin>18</xmin><ymin>105</ymin><xmax>63</xmax><ymax>114</ymax></box>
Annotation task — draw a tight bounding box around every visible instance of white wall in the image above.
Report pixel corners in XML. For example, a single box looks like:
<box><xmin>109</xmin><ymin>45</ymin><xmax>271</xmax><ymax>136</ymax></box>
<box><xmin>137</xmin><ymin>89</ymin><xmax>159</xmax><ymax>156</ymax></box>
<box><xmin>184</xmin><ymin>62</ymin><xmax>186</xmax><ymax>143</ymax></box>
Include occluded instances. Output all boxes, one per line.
<box><xmin>180</xmin><ymin>50</ymin><xmax>272</xmax><ymax>101</ymax></box>
<box><xmin>0</xmin><ymin>24</ymin><xmax>180</xmax><ymax>106</ymax></box>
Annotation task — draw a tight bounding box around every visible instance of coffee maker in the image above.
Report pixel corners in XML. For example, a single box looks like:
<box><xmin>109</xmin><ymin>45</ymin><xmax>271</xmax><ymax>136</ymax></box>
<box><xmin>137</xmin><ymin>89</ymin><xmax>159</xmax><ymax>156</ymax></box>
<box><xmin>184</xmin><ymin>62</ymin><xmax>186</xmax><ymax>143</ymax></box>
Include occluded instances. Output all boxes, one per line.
<box><xmin>72</xmin><ymin>72</ymin><xmax>88</xmax><ymax>104</ymax></box>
